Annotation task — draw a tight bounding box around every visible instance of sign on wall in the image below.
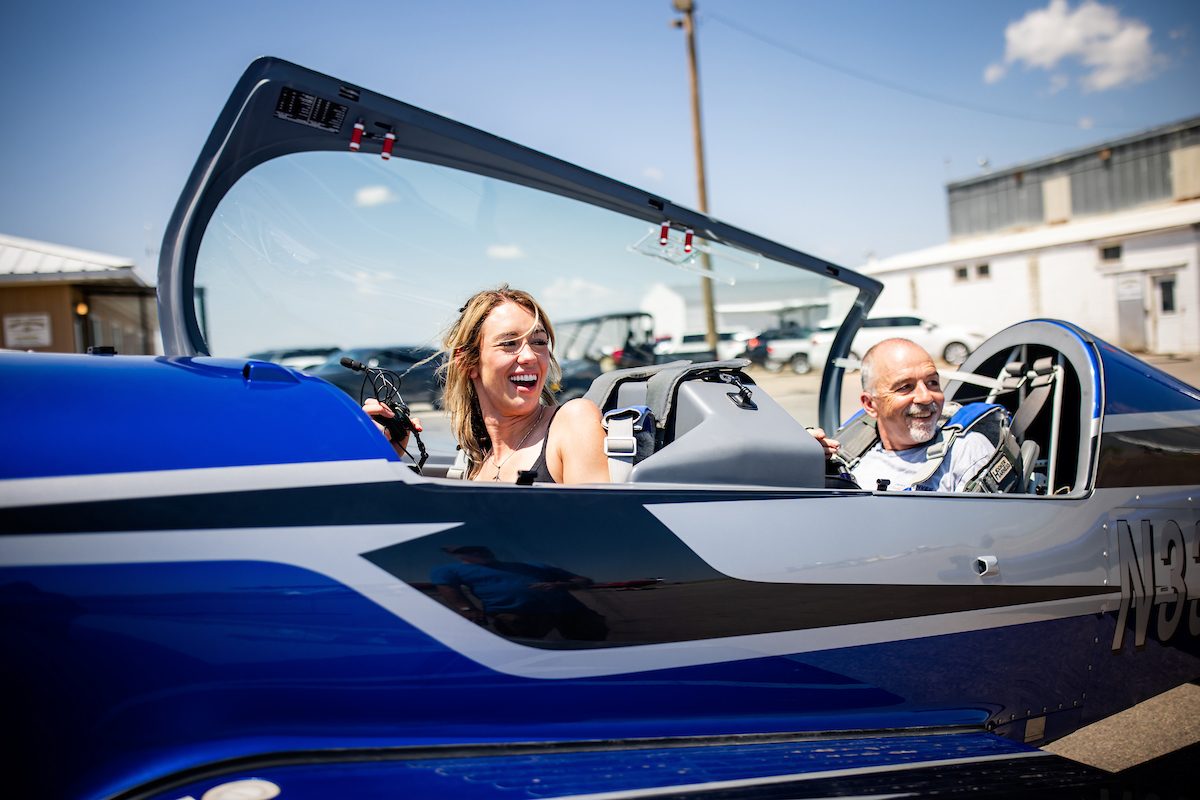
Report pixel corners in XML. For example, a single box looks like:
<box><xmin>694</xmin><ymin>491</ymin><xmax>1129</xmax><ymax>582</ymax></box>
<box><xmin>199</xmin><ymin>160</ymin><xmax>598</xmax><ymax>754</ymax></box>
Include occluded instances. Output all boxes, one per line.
<box><xmin>3</xmin><ymin>313</ymin><xmax>52</xmax><ymax>348</ymax></box>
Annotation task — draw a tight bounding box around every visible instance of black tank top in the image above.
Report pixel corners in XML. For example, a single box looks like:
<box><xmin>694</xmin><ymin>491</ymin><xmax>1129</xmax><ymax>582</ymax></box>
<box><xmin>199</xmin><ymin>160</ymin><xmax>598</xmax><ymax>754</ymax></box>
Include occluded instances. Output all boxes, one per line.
<box><xmin>523</xmin><ymin>405</ymin><xmax>562</xmax><ymax>484</ymax></box>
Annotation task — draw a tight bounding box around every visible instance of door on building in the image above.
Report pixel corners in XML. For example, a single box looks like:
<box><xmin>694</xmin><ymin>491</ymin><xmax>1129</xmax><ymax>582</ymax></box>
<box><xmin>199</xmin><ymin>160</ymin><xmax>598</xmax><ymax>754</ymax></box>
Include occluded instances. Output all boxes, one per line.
<box><xmin>1150</xmin><ymin>273</ymin><xmax>1183</xmax><ymax>354</ymax></box>
<box><xmin>1115</xmin><ymin>273</ymin><xmax>1147</xmax><ymax>352</ymax></box>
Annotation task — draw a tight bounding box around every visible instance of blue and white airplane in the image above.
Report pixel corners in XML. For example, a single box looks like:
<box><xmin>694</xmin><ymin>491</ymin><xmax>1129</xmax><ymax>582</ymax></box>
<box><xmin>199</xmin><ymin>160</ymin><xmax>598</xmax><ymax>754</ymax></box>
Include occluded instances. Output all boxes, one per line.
<box><xmin>2</xmin><ymin>58</ymin><xmax>1199</xmax><ymax>800</ymax></box>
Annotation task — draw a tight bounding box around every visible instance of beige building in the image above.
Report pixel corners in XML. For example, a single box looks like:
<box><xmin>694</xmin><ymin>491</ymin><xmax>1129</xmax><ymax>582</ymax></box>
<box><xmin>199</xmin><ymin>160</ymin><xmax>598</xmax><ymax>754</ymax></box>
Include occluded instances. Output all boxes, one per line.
<box><xmin>0</xmin><ymin>233</ymin><xmax>157</xmax><ymax>355</ymax></box>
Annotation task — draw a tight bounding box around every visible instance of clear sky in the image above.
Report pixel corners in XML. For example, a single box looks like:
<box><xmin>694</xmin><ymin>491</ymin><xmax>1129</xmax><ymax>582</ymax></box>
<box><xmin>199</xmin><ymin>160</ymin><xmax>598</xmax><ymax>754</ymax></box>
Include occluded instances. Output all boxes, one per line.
<box><xmin>2</xmin><ymin>0</ymin><xmax>1197</xmax><ymax>282</ymax></box>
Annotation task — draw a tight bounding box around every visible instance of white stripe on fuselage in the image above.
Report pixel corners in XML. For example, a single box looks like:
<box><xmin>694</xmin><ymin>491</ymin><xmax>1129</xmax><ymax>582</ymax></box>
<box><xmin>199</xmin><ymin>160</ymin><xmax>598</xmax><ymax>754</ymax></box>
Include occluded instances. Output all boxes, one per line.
<box><xmin>0</xmin><ymin>459</ymin><xmax>409</xmax><ymax>508</ymax></box>
<box><xmin>0</xmin><ymin>521</ymin><xmax>1116</xmax><ymax>680</ymax></box>
<box><xmin>1104</xmin><ymin>409</ymin><xmax>1200</xmax><ymax>433</ymax></box>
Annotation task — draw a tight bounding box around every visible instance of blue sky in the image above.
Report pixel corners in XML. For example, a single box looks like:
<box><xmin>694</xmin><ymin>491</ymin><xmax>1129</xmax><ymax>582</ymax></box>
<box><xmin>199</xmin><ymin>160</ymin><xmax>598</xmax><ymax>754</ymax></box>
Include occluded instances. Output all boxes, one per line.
<box><xmin>2</xmin><ymin>0</ymin><xmax>1197</xmax><ymax>281</ymax></box>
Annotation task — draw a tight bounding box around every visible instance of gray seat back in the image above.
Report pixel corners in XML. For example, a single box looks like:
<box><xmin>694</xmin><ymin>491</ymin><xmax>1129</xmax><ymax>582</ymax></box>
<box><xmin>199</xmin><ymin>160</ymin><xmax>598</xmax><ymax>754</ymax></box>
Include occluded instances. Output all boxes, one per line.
<box><xmin>587</xmin><ymin>359</ymin><xmax>826</xmax><ymax>487</ymax></box>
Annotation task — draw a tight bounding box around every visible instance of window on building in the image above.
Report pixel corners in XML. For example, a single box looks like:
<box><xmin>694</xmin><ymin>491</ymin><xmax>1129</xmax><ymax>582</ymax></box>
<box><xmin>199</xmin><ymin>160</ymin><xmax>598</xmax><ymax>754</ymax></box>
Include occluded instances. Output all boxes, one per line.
<box><xmin>954</xmin><ymin>266</ymin><xmax>969</xmax><ymax>282</ymax></box>
<box><xmin>1100</xmin><ymin>244</ymin><xmax>1122</xmax><ymax>262</ymax></box>
<box><xmin>975</xmin><ymin>263</ymin><xmax>990</xmax><ymax>279</ymax></box>
<box><xmin>1160</xmin><ymin>278</ymin><xmax>1176</xmax><ymax>314</ymax></box>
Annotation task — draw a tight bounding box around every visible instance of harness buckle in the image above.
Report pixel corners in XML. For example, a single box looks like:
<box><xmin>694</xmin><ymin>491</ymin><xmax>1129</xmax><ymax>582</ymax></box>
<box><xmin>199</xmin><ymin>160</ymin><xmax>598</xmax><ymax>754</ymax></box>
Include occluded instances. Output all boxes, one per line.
<box><xmin>604</xmin><ymin>436</ymin><xmax>638</xmax><ymax>457</ymax></box>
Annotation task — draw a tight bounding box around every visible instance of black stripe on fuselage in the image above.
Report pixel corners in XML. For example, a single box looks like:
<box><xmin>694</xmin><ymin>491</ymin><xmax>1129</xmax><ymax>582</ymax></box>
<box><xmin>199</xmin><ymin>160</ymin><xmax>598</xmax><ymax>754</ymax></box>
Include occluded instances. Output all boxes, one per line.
<box><xmin>0</xmin><ymin>480</ymin><xmax>811</xmax><ymax>533</ymax></box>
<box><xmin>1095</xmin><ymin>425</ymin><xmax>1200</xmax><ymax>488</ymax></box>
<box><xmin>0</xmin><ymin>480</ymin><xmax>1109</xmax><ymax>649</ymax></box>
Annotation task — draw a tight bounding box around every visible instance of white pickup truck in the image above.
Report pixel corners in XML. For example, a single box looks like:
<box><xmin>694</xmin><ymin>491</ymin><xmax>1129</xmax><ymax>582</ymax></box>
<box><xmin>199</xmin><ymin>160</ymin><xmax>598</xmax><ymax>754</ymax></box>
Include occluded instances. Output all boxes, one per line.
<box><xmin>764</xmin><ymin>314</ymin><xmax>987</xmax><ymax>374</ymax></box>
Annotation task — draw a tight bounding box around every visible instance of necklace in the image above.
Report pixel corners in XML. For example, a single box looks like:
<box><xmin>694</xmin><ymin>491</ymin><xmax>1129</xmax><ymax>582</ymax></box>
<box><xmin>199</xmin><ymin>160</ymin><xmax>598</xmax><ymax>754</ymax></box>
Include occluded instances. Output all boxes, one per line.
<box><xmin>489</xmin><ymin>406</ymin><xmax>545</xmax><ymax>481</ymax></box>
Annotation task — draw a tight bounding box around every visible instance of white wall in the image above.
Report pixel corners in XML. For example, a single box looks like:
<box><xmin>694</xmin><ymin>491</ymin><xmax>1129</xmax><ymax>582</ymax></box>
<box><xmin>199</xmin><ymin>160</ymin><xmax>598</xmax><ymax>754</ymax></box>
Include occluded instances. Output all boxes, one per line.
<box><xmin>1037</xmin><ymin>244</ymin><xmax>1108</xmax><ymax>334</ymax></box>
<box><xmin>873</xmin><ymin>251</ymin><xmax>1034</xmax><ymax>340</ymax></box>
<box><xmin>1114</xmin><ymin>227</ymin><xmax>1200</xmax><ymax>353</ymax></box>
<box><xmin>869</xmin><ymin>225</ymin><xmax>1200</xmax><ymax>354</ymax></box>
<box><xmin>640</xmin><ymin>282</ymin><xmax>686</xmax><ymax>340</ymax></box>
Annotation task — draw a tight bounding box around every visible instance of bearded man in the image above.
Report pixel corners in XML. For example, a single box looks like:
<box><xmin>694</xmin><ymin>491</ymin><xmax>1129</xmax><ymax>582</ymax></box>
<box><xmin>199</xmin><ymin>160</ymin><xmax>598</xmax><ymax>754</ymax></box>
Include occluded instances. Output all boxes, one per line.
<box><xmin>814</xmin><ymin>338</ymin><xmax>996</xmax><ymax>492</ymax></box>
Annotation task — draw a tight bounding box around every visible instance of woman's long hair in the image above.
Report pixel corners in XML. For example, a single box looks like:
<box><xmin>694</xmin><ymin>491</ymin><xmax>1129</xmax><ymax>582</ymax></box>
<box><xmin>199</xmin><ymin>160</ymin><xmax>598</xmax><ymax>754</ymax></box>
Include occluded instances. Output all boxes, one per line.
<box><xmin>439</xmin><ymin>285</ymin><xmax>560</xmax><ymax>473</ymax></box>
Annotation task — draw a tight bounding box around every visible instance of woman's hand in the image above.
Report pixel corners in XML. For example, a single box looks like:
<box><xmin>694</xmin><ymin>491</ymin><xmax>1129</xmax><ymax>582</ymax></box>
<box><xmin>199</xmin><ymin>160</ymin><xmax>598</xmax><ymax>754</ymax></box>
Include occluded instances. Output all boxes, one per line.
<box><xmin>362</xmin><ymin>398</ymin><xmax>422</xmax><ymax>455</ymax></box>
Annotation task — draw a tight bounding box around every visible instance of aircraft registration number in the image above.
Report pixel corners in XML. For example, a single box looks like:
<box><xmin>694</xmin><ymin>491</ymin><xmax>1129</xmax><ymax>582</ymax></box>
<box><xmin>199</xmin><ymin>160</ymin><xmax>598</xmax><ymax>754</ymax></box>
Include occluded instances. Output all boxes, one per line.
<box><xmin>1112</xmin><ymin>518</ymin><xmax>1200</xmax><ymax>651</ymax></box>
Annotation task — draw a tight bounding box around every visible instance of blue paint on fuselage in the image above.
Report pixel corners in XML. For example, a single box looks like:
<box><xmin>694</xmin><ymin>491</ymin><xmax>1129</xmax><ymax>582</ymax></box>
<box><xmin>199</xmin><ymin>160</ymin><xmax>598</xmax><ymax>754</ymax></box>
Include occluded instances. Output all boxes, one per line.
<box><xmin>1095</xmin><ymin>338</ymin><xmax>1200</xmax><ymax>416</ymax></box>
<box><xmin>0</xmin><ymin>558</ymin><xmax>1112</xmax><ymax>800</ymax></box>
<box><xmin>0</xmin><ymin>351</ymin><xmax>396</xmax><ymax>479</ymax></box>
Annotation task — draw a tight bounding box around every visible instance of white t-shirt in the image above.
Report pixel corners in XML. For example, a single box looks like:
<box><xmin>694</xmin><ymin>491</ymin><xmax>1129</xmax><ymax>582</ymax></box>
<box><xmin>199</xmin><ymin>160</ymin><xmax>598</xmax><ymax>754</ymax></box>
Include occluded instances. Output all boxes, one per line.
<box><xmin>852</xmin><ymin>431</ymin><xmax>996</xmax><ymax>493</ymax></box>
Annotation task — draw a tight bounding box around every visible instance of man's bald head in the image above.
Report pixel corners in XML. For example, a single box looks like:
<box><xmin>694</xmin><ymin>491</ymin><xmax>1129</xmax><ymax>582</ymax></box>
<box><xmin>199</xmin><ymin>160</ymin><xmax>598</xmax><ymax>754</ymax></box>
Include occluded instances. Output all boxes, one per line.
<box><xmin>859</xmin><ymin>338</ymin><xmax>944</xmax><ymax>450</ymax></box>
<box><xmin>861</xmin><ymin>338</ymin><xmax>932</xmax><ymax>394</ymax></box>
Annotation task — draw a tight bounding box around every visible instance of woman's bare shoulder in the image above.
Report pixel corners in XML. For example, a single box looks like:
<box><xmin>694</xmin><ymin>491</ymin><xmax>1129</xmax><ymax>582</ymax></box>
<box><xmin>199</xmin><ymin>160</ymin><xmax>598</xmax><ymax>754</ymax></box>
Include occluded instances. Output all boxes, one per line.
<box><xmin>548</xmin><ymin>398</ymin><xmax>609</xmax><ymax>483</ymax></box>
<box><xmin>552</xmin><ymin>397</ymin><xmax>603</xmax><ymax>427</ymax></box>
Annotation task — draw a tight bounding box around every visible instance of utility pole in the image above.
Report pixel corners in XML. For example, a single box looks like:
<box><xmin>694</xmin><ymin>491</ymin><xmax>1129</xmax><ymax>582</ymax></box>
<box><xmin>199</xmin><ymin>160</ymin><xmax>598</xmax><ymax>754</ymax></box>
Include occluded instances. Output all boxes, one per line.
<box><xmin>672</xmin><ymin>0</ymin><xmax>719</xmax><ymax>353</ymax></box>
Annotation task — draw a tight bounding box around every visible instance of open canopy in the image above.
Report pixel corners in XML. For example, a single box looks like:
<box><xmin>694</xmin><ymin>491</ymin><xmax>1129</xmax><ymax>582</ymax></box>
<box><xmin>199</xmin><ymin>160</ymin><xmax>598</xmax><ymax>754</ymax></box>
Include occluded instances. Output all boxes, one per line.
<box><xmin>159</xmin><ymin>58</ymin><xmax>881</xmax><ymax>431</ymax></box>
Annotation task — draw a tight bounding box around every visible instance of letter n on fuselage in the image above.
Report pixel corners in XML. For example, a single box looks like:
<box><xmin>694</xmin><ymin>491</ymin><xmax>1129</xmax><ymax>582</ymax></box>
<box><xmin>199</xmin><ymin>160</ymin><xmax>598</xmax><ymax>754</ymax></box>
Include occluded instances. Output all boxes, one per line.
<box><xmin>1113</xmin><ymin>520</ymin><xmax>1153</xmax><ymax>651</ymax></box>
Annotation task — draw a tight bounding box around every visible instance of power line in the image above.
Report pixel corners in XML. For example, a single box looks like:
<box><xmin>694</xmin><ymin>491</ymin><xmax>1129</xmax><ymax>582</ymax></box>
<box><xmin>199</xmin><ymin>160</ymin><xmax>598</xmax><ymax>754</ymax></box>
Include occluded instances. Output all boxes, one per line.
<box><xmin>704</xmin><ymin>11</ymin><xmax>1120</xmax><ymax>130</ymax></box>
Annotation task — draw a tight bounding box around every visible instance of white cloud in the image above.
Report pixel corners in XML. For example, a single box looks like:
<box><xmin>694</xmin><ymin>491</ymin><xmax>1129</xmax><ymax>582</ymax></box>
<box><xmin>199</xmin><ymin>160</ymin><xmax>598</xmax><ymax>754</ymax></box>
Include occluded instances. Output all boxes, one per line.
<box><xmin>990</xmin><ymin>0</ymin><xmax>1160</xmax><ymax>92</ymax></box>
<box><xmin>485</xmin><ymin>243</ymin><xmax>525</xmax><ymax>260</ymax></box>
<box><xmin>1047</xmin><ymin>73</ymin><xmax>1070</xmax><ymax>94</ymax></box>
<box><xmin>539</xmin><ymin>277</ymin><xmax>616</xmax><ymax>318</ymax></box>
<box><xmin>642</xmin><ymin>166</ymin><xmax>665</xmax><ymax>182</ymax></box>
<box><xmin>1078</xmin><ymin>116</ymin><xmax>1095</xmax><ymax>129</ymax></box>
<box><xmin>354</xmin><ymin>185</ymin><xmax>396</xmax><ymax>207</ymax></box>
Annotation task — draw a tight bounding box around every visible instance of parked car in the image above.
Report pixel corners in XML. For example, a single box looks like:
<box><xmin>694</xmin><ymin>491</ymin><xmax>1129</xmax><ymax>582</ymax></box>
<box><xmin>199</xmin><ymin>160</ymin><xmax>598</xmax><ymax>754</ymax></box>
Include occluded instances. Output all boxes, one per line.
<box><xmin>808</xmin><ymin>313</ymin><xmax>988</xmax><ymax>373</ymax></box>
<box><xmin>310</xmin><ymin>345</ymin><xmax>444</xmax><ymax>407</ymax></box>
<box><xmin>655</xmin><ymin>330</ymin><xmax>755</xmax><ymax>363</ymax></box>
<box><xmin>246</xmin><ymin>346</ymin><xmax>340</xmax><ymax>372</ymax></box>
<box><xmin>741</xmin><ymin>326</ymin><xmax>817</xmax><ymax>374</ymax></box>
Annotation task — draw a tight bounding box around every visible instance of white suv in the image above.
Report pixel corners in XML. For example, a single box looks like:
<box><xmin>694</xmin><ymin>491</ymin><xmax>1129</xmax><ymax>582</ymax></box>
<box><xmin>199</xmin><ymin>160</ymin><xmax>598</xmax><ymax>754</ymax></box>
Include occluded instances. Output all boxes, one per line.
<box><xmin>655</xmin><ymin>330</ymin><xmax>755</xmax><ymax>362</ymax></box>
<box><xmin>809</xmin><ymin>314</ymin><xmax>987</xmax><ymax>373</ymax></box>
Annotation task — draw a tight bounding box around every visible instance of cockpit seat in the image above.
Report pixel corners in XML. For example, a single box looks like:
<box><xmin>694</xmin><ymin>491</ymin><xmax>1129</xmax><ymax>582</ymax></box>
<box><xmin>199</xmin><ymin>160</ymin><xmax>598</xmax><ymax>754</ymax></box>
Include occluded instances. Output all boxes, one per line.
<box><xmin>947</xmin><ymin>320</ymin><xmax>1104</xmax><ymax>497</ymax></box>
<box><xmin>586</xmin><ymin>359</ymin><xmax>826</xmax><ymax>488</ymax></box>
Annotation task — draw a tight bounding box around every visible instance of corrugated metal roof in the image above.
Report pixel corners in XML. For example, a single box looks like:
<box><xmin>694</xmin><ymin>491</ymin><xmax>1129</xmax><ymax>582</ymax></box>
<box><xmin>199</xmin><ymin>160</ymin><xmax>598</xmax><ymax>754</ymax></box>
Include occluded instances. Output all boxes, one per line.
<box><xmin>0</xmin><ymin>232</ymin><xmax>145</xmax><ymax>285</ymax></box>
<box><xmin>862</xmin><ymin>197</ymin><xmax>1200</xmax><ymax>275</ymax></box>
<box><xmin>946</xmin><ymin>114</ymin><xmax>1200</xmax><ymax>190</ymax></box>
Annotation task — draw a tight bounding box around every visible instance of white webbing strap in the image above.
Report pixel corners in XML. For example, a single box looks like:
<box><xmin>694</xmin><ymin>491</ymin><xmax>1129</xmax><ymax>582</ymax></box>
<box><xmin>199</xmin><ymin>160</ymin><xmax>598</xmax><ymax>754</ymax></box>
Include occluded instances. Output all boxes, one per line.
<box><xmin>939</xmin><ymin>369</ymin><xmax>1006</xmax><ymax>391</ymax></box>
<box><xmin>446</xmin><ymin>448</ymin><xmax>471</xmax><ymax>480</ymax></box>
<box><xmin>603</xmin><ymin>406</ymin><xmax>650</xmax><ymax>482</ymax></box>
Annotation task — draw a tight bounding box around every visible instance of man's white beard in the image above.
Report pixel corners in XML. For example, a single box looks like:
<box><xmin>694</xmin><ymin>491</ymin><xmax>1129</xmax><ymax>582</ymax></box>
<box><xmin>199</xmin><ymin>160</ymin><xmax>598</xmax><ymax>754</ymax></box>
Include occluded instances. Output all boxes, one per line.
<box><xmin>905</xmin><ymin>403</ymin><xmax>940</xmax><ymax>444</ymax></box>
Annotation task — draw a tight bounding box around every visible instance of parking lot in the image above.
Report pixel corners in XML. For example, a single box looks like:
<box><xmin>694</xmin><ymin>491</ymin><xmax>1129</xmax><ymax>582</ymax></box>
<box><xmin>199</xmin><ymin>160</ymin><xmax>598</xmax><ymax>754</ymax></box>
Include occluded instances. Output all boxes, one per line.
<box><xmin>746</xmin><ymin>350</ymin><xmax>1200</xmax><ymax>423</ymax></box>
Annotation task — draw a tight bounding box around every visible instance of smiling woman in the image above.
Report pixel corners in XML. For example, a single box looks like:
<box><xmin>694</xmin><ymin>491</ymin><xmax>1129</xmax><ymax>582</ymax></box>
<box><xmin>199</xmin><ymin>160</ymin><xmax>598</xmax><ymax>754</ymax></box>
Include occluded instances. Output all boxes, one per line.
<box><xmin>432</xmin><ymin>284</ymin><xmax>610</xmax><ymax>484</ymax></box>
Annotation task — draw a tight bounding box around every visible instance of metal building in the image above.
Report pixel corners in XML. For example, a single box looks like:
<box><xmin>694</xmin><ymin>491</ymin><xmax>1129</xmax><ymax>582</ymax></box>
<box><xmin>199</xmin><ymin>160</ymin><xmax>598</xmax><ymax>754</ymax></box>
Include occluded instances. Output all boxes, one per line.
<box><xmin>864</xmin><ymin>116</ymin><xmax>1200</xmax><ymax>355</ymax></box>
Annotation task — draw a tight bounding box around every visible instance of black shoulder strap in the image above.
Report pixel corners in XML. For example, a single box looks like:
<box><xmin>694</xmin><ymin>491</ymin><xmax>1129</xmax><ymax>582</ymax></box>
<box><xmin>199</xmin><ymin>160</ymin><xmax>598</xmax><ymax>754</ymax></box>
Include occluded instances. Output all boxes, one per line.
<box><xmin>583</xmin><ymin>360</ymin><xmax>689</xmax><ymax>411</ymax></box>
<box><xmin>835</xmin><ymin>403</ymin><xmax>959</xmax><ymax>471</ymax></box>
<box><xmin>644</xmin><ymin>358</ymin><xmax>751</xmax><ymax>445</ymax></box>
<box><xmin>833</xmin><ymin>413</ymin><xmax>878</xmax><ymax>468</ymax></box>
